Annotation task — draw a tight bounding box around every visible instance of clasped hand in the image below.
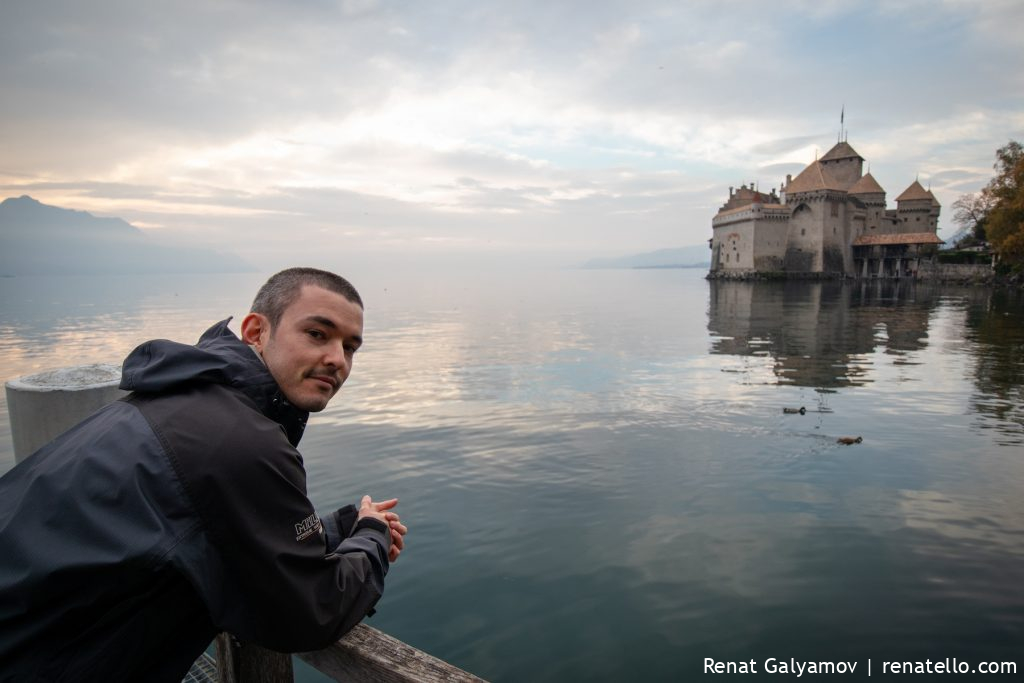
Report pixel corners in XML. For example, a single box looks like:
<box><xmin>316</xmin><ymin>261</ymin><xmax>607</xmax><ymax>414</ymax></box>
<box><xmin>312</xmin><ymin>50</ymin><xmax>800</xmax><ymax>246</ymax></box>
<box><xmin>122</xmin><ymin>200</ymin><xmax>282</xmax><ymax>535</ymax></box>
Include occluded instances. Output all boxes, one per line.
<box><xmin>358</xmin><ymin>496</ymin><xmax>407</xmax><ymax>563</ymax></box>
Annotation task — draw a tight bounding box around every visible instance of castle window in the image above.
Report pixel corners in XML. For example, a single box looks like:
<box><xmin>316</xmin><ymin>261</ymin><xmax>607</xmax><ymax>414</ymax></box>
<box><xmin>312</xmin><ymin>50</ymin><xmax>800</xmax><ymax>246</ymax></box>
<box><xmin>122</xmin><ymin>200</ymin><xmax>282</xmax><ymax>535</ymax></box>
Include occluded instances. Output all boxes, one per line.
<box><xmin>801</xmin><ymin>228</ymin><xmax>806</xmax><ymax>236</ymax></box>
<box><xmin>831</xmin><ymin>202</ymin><xmax>839</xmax><ymax>217</ymax></box>
<box><xmin>916</xmin><ymin>217</ymin><xmax>920</xmax><ymax>222</ymax></box>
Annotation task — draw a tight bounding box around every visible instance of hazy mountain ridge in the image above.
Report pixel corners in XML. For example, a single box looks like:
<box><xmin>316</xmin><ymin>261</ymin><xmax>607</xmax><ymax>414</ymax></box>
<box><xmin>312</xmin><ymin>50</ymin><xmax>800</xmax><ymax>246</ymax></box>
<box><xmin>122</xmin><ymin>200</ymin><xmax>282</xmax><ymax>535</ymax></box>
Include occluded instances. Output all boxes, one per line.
<box><xmin>0</xmin><ymin>196</ymin><xmax>253</xmax><ymax>275</ymax></box>
<box><xmin>582</xmin><ymin>245</ymin><xmax>711</xmax><ymax>269</ymax></box>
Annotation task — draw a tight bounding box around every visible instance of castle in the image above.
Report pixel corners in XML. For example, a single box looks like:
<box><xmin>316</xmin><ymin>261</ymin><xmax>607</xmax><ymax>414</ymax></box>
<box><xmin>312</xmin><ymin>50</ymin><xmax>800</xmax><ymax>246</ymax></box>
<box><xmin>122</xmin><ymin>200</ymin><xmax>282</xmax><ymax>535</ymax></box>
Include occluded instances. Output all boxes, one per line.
<box><xmin>709</xmin><ymin>138</ymin><xmax>943</xmax><ymax>278</ymax></box>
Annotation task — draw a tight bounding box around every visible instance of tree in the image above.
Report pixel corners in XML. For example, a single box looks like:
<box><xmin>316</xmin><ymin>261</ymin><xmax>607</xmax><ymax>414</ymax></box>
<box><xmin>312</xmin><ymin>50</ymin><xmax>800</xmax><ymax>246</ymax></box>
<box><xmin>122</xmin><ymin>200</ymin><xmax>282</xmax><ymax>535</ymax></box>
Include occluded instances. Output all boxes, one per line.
<box><xmin>951</xmin><ymin>192</ymin><xmax>991</xmax><ymax>246</ymax></box>
<box><xmin>984</xmin><ymin>141</ymin><xmax>1024</xmax><ymax>270</ymax></box>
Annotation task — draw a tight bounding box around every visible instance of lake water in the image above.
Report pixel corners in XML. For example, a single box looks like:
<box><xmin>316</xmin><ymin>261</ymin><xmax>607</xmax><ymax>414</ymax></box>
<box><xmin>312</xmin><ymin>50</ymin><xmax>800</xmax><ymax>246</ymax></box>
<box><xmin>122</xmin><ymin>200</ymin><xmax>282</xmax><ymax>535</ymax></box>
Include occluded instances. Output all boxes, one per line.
<box><xmin>1</xmin><ymin>268</ymin><xmax>1022</xmax><ymax>681</ymax></box>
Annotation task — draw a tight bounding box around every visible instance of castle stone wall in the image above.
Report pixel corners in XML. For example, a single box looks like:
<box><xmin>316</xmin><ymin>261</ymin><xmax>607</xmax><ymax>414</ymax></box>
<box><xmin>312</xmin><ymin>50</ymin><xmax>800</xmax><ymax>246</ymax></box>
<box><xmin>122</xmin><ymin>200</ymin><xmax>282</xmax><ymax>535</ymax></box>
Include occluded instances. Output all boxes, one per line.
<box><xmin>820</xmin><ymin>157</ymin><xmax>863</xmax><ymax>189</ymax></box>
<box><xmin>713</xmin><ymin>218</ymin><xmax>757</xmax><ymax>271</ymax></box>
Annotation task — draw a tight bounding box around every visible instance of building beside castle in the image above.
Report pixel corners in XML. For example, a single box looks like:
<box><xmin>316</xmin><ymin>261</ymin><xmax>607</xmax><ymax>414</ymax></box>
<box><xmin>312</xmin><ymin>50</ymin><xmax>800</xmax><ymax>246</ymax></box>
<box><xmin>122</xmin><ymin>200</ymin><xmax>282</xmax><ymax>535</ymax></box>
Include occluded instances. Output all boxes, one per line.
<box><xmin>709</xmin><ymin>139</ymin><xmax>943</xmax><ymax>278</ymax></box>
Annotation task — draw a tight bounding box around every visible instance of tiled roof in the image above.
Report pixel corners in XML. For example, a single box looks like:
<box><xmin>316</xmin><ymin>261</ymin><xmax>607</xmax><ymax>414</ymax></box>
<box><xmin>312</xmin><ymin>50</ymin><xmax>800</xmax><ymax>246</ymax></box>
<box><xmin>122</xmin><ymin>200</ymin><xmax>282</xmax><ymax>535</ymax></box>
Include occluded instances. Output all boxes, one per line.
<box><xmin>847</xmin><ymin>172</ymin><xmax>885</xmax><ymax>195</ymax></box>
<box><xmin>820</xmin><ymin>141</ymin><xmax>864</xmax><ymax>162</ymax></box>
<box><xmin>852</xmin><ymin>232</ymin><xmax>944</xmax><ymax>246</ymax></box>
<box><xmin>895</xmin><ymin>180</ymin><xmax>932</xmax><ymax>202</ymax></box>
<box><xmin>785</xmin><ymin>161</ymin><xmax>847</xmax><ymax>194</ymax></box>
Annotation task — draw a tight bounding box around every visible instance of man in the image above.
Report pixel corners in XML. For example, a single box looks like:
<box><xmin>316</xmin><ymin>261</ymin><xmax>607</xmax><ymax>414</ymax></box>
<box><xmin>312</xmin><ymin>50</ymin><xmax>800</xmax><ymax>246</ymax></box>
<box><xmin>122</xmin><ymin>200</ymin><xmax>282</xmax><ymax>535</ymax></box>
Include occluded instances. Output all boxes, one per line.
<box><xmin>0</xmin><ymin>267</ymin><xmax>406</xmax><ymax>681</ymax></box>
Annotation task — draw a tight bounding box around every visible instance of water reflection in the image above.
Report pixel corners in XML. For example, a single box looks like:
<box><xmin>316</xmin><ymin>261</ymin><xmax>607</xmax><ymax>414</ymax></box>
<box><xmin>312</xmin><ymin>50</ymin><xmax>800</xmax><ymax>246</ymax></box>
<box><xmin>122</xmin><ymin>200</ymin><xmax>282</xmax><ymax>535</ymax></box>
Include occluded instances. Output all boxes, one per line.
<box><xmin>707</xmin><ymin>279</ymin><xmax>1023</xmax><ymax>446</ymax></box>
<box><xmin>0</xmin><ymin>273</ymin><xmax>264</xmax><ymax>382</ymax></box>
<box><xmin>962</xmin><ymin>289</ymin><xmax>1024</xmax><ymax>445</ymax></box>
<box><xmin>1</xmin><ymin>270</ymin><xmax>1022</xmax><ymax>681</ymax></box>
<box><xmin>707</xmin><ymin>280</ymin><xmax>940</xmax><ymax>387</ymax></box>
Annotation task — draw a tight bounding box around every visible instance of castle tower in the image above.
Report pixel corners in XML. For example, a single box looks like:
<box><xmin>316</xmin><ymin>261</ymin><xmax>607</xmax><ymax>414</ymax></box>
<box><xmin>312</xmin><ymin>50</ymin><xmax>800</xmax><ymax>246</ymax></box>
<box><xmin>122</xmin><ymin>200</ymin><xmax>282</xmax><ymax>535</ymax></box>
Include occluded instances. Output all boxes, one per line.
<box><xmin>895</xmin><ymin>180</ymin><xmax>941</xmax><ymax>233</ymax></box>
<box><xmin>818</xmin><ymin>141</ymin><xmax>865</xmax><ymax>190</ymax></box>
<box><xmin>847</xmin><ymin>172</ymin><xmax>887</xmax><ymax>235</ymax></box>
<box><xmin>783</xmin><ymin>160</ymin><xmax>848</xmax><ymax>272</ymax></box>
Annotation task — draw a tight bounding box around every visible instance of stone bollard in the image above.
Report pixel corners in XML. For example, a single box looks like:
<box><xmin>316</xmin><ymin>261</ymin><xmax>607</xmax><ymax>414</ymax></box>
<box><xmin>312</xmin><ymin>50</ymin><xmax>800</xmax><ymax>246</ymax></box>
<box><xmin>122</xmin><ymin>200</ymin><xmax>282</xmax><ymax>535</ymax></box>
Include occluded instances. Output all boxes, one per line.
<box><xmin>5</xmin><ymin>364</ymin><xmax>128</xmax><ymax>463</ymax></box>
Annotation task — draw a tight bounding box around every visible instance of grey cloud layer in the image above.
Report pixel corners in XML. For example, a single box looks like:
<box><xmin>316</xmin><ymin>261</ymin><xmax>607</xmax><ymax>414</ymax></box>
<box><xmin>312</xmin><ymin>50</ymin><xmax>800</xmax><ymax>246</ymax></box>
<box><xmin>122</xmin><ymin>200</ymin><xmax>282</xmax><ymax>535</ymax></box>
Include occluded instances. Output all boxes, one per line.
<box><xmin>2</xmin><ymin>0</ymin><xmax>1022</xmax><ymax>264</ymax></box>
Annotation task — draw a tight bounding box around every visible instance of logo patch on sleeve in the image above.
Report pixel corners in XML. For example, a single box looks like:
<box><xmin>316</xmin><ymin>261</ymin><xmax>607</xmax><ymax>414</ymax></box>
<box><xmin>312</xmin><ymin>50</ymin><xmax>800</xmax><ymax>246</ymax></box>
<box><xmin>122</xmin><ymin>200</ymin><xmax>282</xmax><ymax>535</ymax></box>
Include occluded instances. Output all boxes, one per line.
<box><xmin>294</xmin><ymin>513</ymin><xmax>323</xmax><ymax>542</ymax></box>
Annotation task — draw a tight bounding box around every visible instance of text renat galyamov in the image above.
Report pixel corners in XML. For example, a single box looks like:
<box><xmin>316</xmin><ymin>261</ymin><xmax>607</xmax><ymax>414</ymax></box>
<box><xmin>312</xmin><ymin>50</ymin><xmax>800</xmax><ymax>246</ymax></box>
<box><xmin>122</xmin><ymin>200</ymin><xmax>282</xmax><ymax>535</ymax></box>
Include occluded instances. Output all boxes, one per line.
<box><xmin>705</xmin><ymin>659</ymin><xmax>856</xmax><ymax>676</ymax></box>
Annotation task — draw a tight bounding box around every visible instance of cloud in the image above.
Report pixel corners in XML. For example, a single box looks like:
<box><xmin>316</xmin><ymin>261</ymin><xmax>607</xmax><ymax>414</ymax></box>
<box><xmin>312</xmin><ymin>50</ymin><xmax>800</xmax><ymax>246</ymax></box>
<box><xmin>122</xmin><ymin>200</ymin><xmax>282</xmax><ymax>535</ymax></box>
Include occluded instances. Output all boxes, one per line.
<box><xmin>938</xmin><ymin>0</ymin><xmax>1024</xmax><ymax>49</ymax></box>
<box><xmin>2</xmin><ymin>0</ymin><xmax>1022</xmax><ymax>262</ymax></box>
<box><xmin>757</xmin><ymin>163</ymin><xmax>808</xmax><ymax>179</ymax></box>
<box><xmin>751</xmin><ymin>136</ymin><xmax>822</xmax><ymax>157</ymax></box>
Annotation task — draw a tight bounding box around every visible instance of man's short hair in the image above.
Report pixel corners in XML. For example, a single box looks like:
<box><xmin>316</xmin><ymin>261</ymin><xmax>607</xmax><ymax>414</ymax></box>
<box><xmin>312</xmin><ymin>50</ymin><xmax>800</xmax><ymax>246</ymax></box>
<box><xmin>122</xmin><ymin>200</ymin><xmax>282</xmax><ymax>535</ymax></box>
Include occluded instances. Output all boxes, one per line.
<box><xmin>250</xmin><ymin>267</ymin><xmax>363</xmax><ymax>327</ymax></box>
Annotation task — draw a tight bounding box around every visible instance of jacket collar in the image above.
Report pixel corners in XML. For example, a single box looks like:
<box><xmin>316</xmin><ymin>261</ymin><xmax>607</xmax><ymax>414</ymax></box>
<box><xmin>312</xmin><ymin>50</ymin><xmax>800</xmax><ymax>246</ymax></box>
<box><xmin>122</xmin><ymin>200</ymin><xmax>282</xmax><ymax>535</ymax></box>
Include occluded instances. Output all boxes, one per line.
<box><xmin>121</xmin><ymin>319</ymin><xmax>309</xmax><ymax>446</ymax></box>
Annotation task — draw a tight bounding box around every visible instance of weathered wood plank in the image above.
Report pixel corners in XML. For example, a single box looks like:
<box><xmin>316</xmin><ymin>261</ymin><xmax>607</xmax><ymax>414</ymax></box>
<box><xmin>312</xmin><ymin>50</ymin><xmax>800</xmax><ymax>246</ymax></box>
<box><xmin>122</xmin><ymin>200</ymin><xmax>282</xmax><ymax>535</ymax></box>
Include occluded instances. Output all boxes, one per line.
<box><xmin>240</xmin><ymin>645</ymin><xmax>293</xmax><ymax>683</ymax></box>
<box><xmin>215</xmin><ymin>634</ymin><xmax>237</xmax><ymax>683</ymax></box>
<box><xmin>298</xmin><ymin>624</ymin><xmax>486</xmax><ymax>683</ymax></box>
<box><xmin>215</xmin><ymin>634</ymin><xmax>293</xmax><ymax>683</ymax></box>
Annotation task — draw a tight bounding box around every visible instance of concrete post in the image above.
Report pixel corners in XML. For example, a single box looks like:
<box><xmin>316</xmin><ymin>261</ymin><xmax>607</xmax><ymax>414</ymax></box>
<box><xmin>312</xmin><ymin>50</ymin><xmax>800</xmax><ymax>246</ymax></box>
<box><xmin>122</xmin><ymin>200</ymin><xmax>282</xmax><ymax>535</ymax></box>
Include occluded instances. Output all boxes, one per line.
<box><xmin>5</xmin><ymin>364</ymin><xmax>127</xmax><ymax>463</ymax></box>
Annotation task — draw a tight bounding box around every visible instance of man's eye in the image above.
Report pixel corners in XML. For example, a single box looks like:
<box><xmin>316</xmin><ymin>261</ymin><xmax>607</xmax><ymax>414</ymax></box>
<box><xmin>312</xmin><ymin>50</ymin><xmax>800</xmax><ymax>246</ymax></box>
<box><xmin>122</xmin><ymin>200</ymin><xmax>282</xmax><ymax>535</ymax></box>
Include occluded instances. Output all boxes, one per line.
<box><xmin>307</xmin><ymin>329</ymin><xmax>325</xmax><ymax>340</ymax></box>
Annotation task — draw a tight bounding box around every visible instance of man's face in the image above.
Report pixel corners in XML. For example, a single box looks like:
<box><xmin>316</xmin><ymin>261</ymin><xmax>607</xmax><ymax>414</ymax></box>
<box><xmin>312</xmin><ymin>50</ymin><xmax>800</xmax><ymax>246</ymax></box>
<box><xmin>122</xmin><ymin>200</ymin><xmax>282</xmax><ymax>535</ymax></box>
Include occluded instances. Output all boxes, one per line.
<box><xmin>243</xmin><ymin>285</ymin><xmax>364</xmax><ymax>412</ymax></box>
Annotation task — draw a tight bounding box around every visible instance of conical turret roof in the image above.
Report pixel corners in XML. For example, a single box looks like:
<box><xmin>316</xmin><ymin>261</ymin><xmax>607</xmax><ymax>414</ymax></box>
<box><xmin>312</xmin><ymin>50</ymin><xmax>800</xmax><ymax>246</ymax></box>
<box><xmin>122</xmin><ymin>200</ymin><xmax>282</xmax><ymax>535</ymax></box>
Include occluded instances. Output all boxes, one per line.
<box><xmin>848</xmin><ymin>172</ymin><xmax>886</xmax><ymax>195</ymax></box>
<box><xmin>785</xmin><ymin>160</ymin><xmax>847</xmax><ymax>194</ymax></box>
<box><xmin>896</xmin><ymin>180</ymin><xmax>932</xmax><ymax>202</ymax></box>
<box><xmin>820</xmin><ymin>141</ymin><xmax>864</xmax><ymax>162</ymax></box>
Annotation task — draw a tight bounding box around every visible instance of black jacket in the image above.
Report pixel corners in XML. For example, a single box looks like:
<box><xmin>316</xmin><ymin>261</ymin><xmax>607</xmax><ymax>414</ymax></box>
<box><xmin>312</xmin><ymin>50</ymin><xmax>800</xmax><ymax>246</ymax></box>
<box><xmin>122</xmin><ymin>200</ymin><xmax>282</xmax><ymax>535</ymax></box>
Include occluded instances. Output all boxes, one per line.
<box><xmin>0</xmin><ymin>320</ymin><xmax>390</xmax><ymax>682</ymax></box>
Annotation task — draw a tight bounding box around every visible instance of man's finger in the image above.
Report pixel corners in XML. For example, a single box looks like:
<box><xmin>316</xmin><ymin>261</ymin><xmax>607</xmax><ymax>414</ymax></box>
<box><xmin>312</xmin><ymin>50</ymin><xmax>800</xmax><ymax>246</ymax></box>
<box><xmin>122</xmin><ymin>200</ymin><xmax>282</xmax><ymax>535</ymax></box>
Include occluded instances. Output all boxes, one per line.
<box><xmin>359</xmin><ymin>495</ymin><xmax>372</xmax><ymax>508</ymax></box>
<box><xmin>372</xmin><ymin>498</ymin><xmax>399</xmax><ymax>511</ymax></box>
<box><xmin>390</xmin><ymin>528</ymin><xmax>404</xmax><ymax>550</ymax></box>
<box><xmin>389</xmin><ymin>520</ymin><xmax>408</xmax><ymax>535</ymax></box>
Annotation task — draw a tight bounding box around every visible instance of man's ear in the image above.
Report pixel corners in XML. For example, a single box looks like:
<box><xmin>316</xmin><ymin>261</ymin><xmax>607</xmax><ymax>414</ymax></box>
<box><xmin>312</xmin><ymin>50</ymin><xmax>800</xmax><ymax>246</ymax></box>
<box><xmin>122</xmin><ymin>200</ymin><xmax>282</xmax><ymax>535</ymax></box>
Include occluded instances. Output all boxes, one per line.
<box><xmin>240</xmin><ymin>312</ymin><xmax>271</xmax><ymax>351</ymax></box>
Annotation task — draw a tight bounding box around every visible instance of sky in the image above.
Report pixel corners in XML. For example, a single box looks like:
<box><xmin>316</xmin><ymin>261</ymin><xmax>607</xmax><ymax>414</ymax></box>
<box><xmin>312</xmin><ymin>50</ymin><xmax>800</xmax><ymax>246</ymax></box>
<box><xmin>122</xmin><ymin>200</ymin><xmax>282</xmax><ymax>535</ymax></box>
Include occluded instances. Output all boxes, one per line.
<box><xmin>2</xmin><ymin>0</ymin><xmax>1023</xmax><ymax>269</ymax></box>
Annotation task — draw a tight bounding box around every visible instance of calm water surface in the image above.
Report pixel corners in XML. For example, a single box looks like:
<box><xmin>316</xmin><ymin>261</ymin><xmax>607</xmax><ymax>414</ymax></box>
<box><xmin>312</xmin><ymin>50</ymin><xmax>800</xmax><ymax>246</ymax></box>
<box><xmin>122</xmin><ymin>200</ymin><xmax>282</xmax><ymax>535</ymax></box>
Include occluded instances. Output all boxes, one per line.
<box><xmin>1</xmin><ymin>268</ymin><xmax>1022</xmax><ymax>681</ymax></box>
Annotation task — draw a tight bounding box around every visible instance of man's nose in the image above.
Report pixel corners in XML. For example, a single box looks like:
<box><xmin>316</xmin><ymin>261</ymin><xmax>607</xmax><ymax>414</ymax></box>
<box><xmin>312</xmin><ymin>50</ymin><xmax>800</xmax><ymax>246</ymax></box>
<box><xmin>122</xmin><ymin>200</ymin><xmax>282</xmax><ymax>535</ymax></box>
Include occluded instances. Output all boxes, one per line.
<box><xmin>323</xmin><ymin>343</ymin><xmax>349</xmax><ymax>374</ymax></box>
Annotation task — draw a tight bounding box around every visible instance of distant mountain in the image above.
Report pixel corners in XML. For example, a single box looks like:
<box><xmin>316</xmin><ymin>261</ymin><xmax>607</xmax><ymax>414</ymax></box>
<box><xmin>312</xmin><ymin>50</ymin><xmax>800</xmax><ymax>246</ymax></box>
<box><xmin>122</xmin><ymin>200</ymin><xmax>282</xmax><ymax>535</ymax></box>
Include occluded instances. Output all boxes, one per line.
<box><xmin>582</xmin><ymin>245</ymin><xmax>711</xmax><ymax>269</ymax></box>
<box><xmin>0</xmin><ymin>195</ymin><xmax>254</xmax><ymax>275</ymax></box>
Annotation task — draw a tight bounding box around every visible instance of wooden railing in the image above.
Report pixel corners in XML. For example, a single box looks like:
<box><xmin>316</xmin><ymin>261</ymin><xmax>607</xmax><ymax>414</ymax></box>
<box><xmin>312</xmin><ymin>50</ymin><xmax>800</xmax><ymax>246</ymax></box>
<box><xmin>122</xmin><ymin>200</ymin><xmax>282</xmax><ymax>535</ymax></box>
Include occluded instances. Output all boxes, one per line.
<box><xmin>216</xmin><ymin>628</ymin><xmax>485</xmax><ymax>682</ymax></box>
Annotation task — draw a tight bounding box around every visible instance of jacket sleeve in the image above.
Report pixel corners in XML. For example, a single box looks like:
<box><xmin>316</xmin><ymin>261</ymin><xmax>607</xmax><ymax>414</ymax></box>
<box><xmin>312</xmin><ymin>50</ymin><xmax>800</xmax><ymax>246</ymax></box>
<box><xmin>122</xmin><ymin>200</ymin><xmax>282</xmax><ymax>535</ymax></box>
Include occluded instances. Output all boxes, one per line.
<box><xmin>147</xmin><ymin>388</ymin><xmax>391</xmax><ymax>652</ymax></box>
<box><xmin>321</xmin><ymin>504</ymin><xmax>359</xmax><ymax>551</ymax></box>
